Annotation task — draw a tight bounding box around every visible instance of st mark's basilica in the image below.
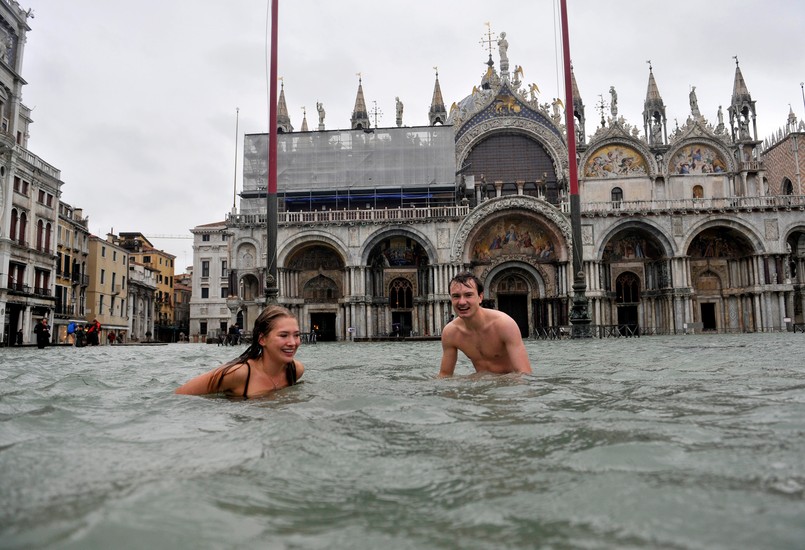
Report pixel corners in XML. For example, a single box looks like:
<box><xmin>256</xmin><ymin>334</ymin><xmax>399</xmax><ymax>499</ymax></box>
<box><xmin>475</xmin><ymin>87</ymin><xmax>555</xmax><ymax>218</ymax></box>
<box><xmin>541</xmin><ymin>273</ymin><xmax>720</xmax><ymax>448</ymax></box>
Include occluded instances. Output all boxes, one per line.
<box><xmin>189</xmin><ymin>31</ymin><xmax>805</xmax><ymax>342</ymax></box>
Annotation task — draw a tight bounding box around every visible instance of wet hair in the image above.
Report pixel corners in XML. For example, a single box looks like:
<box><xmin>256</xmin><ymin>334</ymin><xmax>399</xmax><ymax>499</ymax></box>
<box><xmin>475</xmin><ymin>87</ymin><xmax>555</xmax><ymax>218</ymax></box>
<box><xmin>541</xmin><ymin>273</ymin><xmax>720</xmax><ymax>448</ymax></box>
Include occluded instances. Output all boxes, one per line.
<box><xmin>206</xmin><ymin>305</ymin><xmax>297</xmax><ymax>394</ymax></box>
<box><xmin>449</xmin><ymin>271</ymin><xmax>484</xmax><ymax>295</ymax></box>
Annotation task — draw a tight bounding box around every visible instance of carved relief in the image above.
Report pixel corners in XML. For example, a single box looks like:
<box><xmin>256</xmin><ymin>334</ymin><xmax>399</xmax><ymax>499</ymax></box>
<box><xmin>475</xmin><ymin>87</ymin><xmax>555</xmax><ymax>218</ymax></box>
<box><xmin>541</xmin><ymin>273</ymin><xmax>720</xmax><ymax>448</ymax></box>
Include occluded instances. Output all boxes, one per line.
<box><xmin>437</xmin><ymin>228</ymin><xmax>449</xmax><ymax>249</ymax></box>
<box><xmin>764</xmin><ymin>219</ymin><xmax>779</xmax><ymax>241</ymax></box>
<box><xmin>581</xmin><ymin>225</ymin><xmax>594</xmax><ymax>245</ymax></box>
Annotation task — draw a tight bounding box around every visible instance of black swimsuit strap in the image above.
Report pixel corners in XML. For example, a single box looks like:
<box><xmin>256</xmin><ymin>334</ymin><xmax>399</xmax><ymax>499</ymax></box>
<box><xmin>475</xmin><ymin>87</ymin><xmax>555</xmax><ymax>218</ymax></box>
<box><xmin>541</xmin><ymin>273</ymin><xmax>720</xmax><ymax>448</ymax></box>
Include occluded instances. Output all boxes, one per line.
<box><xmin>243</xmin><ymin>362</ymin><xmax>251</xmax><ymax>398</ymax></box>
<box><xmin>285</xmin><ymin>360</ymin><xmax>297</xmax><ymax>386</ymax></box>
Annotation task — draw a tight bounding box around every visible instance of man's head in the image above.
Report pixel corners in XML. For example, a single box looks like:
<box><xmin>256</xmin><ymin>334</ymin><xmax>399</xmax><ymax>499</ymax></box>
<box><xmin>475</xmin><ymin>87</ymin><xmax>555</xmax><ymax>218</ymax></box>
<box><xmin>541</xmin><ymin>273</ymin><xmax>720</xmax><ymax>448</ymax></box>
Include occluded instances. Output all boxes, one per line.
<box><xmin>449</xmin><ymin>272</ymin><xmax>484</xmax><ymax>318</ymax></box>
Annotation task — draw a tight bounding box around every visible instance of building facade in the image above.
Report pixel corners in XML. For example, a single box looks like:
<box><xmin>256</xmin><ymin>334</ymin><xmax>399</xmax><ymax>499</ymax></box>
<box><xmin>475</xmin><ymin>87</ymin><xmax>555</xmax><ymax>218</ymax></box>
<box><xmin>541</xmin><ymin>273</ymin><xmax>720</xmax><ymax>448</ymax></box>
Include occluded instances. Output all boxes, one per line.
<box><xmin>0</xmin><ymin>3</ymin><xmax>65</xmax><ymax>345</ymax></box>
<box><xmin>87</xmin><ymin>235</ymin><xmax>129</xmax><ymax>342</ymax></box>
<box><xmin>54</xmin><ymin>202</ymin><xmax>90</xmax><ymax>343</ymax></box>
<box><xmin>195</xmin><ymin>35</ymin><xmax>805</xmax><ymax>341</ymax></box>
<box><xmin>117</xmin><ymin>232</ymin><xmax>176</xmax><ymax>341</ymax></box>
<box><xmin>188</xmin><ymin>221</ymin><xmax>232</xmax><ymax>342</ymax></box>
<box><xmin>127</xmin><ymin>260</ymin><xmax>156</xmax><ymax>342</ymax></box>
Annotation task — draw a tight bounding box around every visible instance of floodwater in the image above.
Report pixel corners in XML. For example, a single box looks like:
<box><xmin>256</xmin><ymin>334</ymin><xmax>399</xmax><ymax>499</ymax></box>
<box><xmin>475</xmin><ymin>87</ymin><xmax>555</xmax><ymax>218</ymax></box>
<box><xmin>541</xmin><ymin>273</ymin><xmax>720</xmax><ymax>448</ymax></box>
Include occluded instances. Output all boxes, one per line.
<box><xmin>1</xmin><ymin>334</ymin><xmax>804</xmax><ymax>550</ymax></box>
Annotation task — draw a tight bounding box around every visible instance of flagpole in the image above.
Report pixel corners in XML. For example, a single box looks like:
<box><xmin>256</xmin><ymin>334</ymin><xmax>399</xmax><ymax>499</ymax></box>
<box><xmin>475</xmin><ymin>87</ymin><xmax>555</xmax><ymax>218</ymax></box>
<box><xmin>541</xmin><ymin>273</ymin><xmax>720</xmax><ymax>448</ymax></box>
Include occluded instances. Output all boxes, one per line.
<box><xmin>559</xmin><ymin>0</ymin><xmax>592</xmax><ymax>337</ymax></box>
<box><xmin>266</xmin><ymin>0</ymin><xmax>279</xmax><ymax>304</ymax></box>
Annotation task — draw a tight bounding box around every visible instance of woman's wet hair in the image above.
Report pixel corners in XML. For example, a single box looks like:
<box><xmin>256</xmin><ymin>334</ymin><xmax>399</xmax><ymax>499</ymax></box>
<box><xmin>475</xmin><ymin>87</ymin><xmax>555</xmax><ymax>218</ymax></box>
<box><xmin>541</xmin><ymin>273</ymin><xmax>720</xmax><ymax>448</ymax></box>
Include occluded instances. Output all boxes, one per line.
<box><xmin>449</xmin><ymin>271</ymin><xmax>484</xmax><ymax>294</ymax></box>
<box><xmin>206</xmin><ymin>305</ymin><xmax>296</xmax><ymax>393</ymax></box>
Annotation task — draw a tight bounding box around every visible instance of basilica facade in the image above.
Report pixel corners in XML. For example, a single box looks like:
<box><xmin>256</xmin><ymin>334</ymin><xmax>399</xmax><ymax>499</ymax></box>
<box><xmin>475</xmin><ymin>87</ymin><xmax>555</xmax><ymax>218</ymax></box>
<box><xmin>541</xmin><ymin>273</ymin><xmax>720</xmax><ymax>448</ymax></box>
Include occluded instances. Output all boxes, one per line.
<box><xmin>189</xmin><ymin>37</ymin><xmax>805</xmax><ymax>342</ymax></box>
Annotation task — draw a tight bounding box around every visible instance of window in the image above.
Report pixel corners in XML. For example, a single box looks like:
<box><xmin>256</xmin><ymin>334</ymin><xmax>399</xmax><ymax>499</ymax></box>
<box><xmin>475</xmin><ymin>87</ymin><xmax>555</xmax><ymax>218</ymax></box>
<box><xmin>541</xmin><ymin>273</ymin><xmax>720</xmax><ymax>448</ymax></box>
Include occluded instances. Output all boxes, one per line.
<box><xmin>221</xmin><ymin>260</ymin><xmax>228</xmax><ymax>277</ymax></box>
<box><xmin>13</xmin><ymin>176</ymin><xmax>20</xmax><ymax>192</ymax></box>
<box><xmin>112</xmin><ymin>273</ymin><xmax>117</xmax><ymax>290</ymax></box>
<box><xmin>222</xmin><ymin>234</ymin><xmax>229</xmax><ymax>241</ymax></box>
<box><xmin>202</xmin><ymin>234</ymin><xmax>210</xmax><ymax>242</ymax></box>
<box><xmin>611</xmin><ymin>187</ymin><xmax>623</xmax><ymax>203</ymax></box>
<box><xmin>45</xmin><ymin>222</ymin><xmax>52</xmax><ymax>252</ymax></box>
<box><xmin>101</xmin><ymin>269</ymin><xmax>106</xmax><ymax>284</ymax></box>
<box><xmin>36</xmin><ymin>220</ymin><xmax>45</xmax><ymax>251</ymax></box>
<box><xmin>200</xmin><ymin>322</ymin><xmax>208</xmax><ymax>335</ymax></box>
<box><xmin>201</xmin><ymin>260</ymin><xmax>210</xmax><ymax>278</ymax></box>
<box><xmin>201</xmin><ymin>287</ymin><xmax>209</xmax><ymax>299</ymax></box>
<box><xmin>143</xmin><ymin>255</ymin><xmax>151</xmax><ymax>263</ymax></box>
<box><xmin>46</xmin><ymin>194</ymin><xmax>53</xmax><ymax>207</ymax></box>
<box><xmin>99</xmin><ymin>295</ymin><xmax>104</xmax><ymax>314</ymax></box>
<box><xmin>38</xmin><ymin>189</ymin><xmax>45</xmax><ymax>203</ymax></box>
<box><xmin>9</xmin><ymin>208</ymin><xmax>16</xmax><ymax>240</ymax></box>
<box><xmin>101</xmin><ymin>246</ymin><xmax>106</xmax><ymax>258</ymax></box>
<box><xmin>113</xmin><ymin>251</ymin><xmax>117</xmax><ymax>261</ymax></box>
<box><xmin>220</xmin><ymin>287</ymin><xmax>229</xmax><ymax>298</ymax></box>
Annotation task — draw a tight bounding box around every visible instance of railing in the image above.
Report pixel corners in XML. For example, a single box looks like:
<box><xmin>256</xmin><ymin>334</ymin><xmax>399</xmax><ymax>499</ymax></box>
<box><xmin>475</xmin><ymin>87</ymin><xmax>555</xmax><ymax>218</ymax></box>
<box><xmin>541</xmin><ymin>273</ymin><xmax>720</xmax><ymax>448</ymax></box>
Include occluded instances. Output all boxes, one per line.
<box><xmin>582</xmin><ymin>195</ymin><xmax>805</xmax><ymax>214</ymax></box>
<box><xmin>227</xmin><ymin>204</ymin><xmax>471</xmax><ymax>227</ymax></box>
<box><xmin>17</xmin><ymin>147</ymin><xmax>61</xmax><ymax>180</ymax></box>
<box><xmin>72</xmin><ymin>273</ymin><xmax>90</xmax><ymax>286</ymax></box>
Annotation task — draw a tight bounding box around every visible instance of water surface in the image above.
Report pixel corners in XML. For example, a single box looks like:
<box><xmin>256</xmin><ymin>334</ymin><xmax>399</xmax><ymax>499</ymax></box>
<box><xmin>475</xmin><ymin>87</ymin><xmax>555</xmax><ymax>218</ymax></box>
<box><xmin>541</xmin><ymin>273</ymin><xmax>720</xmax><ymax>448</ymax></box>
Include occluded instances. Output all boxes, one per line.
<box><xmin>2</xmin><ymin>334</ymin><xmax>804</xmax><ymax>549</ymax></box>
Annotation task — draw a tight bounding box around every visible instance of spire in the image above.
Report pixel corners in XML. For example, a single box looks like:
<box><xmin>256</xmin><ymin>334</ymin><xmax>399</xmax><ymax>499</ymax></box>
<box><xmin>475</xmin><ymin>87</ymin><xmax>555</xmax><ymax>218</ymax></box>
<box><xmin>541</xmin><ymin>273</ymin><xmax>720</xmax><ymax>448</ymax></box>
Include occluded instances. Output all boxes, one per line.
<box><xmin>642</xmin><ymin>61</ymin><xmax>667</xmax><ymax>146</ymax></box>
<box><xmin>350</xmin><ymin>75</ymin><xmax>370</xmax><ymax>130</ymax></box>
<box><xmin>731</xmin><ymin>57</ymin><xmax>752</xmax><ymax>105</ymax></box>
<box><xmin>300</xmin><ymin>107</ymin><xmax>308</xmax><ymax>132</ymax></box>
<box><xmin>728</xmin><ymin>57</ymin><xmax>757</xmax><ymax>142</ymax></box>
<box><xmin>276</xmin><ymin>80</ymin><xmax>293</xmax><ymax>133</ymax></box>
<box><xmin>429</xmin><ymin>68</ymin><xmax>447</xmax><ymax>126</ymax></box>
<box><xmin>570</xmin><ymin>63</ymin><xmax>585</xmax><ymax>145</ymax></box>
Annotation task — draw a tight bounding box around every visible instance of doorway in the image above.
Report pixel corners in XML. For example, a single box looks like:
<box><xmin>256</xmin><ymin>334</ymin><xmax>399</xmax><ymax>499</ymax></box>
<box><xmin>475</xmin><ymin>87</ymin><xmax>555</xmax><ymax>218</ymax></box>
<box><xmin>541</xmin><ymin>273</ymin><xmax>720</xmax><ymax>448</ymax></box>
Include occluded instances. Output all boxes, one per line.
<box><xmin>310</xmin><ymin>312</ymin><xmax>337</xmax><ymax>341</ymax></box>
<box><xmin>497</xmin><ymin>294</ymin><xmax>529</xmax><ymax>337</ymax></box>
<box><xmin>617</xmin><ymin>305</ymin><xmax>639</xmax><ymax>335</ymax></box>
<box><xmin>391</xmin><ymin>311</ymin><xmax>412</xmax><ymax>337</ymax></box>
<box><xmin>700</xmin><ymin>303</ymin><xmax>717</xmax><ymax>331</ymax></box>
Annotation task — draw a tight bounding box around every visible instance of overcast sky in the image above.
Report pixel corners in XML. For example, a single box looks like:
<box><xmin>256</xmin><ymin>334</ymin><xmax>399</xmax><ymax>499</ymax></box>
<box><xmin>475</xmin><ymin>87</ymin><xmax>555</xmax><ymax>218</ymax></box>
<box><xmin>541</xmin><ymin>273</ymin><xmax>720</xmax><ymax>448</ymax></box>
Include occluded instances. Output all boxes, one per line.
<box><xmin>21</xmin><ymin>0</ymin><xmax>805</xmax><ymax>270</ymax></box>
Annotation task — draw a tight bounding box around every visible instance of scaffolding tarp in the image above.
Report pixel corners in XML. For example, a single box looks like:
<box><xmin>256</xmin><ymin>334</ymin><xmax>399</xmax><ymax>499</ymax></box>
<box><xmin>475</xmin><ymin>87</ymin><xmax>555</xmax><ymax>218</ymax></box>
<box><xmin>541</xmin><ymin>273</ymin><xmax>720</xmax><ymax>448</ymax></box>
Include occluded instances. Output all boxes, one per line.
<box><xmin>243</xmin><ymin>126</ymin><xmax>456</xmax><ymax>195</ymax></box>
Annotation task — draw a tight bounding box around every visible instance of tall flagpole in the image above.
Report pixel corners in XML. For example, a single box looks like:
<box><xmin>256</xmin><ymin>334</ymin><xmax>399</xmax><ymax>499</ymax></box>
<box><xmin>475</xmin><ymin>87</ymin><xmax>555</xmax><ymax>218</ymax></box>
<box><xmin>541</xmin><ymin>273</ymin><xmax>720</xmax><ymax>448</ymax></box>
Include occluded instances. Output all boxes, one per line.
<box><xmin>232</xmin><ymin>107</ymin><xmax>239</xmax><ymax>212</ymax></box>
<box><xmin>266</xmin><ymin>0</ymin><xmax>279</xmax><ymax>304</ymax></box>
<box><xmin>559</xmin><ymin>0</ymin><xmax>592</xmax><ymax>337</ymax></box>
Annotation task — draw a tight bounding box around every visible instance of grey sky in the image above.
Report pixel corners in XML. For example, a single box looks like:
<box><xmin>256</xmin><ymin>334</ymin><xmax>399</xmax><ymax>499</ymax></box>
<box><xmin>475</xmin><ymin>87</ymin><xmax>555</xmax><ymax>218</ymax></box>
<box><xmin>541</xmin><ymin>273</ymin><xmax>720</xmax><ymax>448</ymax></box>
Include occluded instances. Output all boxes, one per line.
<box><xmin>21</xmin><ymin>0</ymin><xmax>805</xmax><ymax>270</ymax></box>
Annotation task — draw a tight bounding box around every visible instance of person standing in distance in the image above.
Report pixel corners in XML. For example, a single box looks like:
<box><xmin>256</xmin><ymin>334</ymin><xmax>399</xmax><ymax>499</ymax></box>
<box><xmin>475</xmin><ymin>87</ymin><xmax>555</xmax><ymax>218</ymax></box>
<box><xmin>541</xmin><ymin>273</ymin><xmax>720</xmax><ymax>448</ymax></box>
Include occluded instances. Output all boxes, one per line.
<box><xmin>439</xmin><ymin>272</ymin><xmax>532</xmax><ymax>377</ymax></box>
<box><xmin>34</xmin><ymin>317</ymin><xmax>51</xmax><ymax>349</ymax></box>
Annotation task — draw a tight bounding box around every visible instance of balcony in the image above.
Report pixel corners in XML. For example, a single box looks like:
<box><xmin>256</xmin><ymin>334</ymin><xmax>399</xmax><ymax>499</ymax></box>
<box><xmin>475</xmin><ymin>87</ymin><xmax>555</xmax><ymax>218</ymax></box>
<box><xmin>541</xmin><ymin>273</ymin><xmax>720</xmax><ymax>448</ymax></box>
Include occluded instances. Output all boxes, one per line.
<box><xmin>227</xmin><ymin>204</ymin><xmax>471</xmax><ymax>228</ymax></box>
<box><xmin>581</xmin><ymin>195</ymin><xmax>805</xmax><ymax>216</ymax></box>
<box><xmin>72</xmin><ymin>273</ymin><xmax>90</xmax><ymax>286</ymax></box>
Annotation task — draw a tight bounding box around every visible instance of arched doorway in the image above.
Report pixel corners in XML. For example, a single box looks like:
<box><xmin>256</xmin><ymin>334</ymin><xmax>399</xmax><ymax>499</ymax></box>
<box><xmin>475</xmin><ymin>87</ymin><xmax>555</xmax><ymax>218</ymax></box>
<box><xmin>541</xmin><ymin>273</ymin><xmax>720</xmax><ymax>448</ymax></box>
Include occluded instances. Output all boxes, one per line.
<box><xmin>615</xmin><ymin>271</ymin><xmax>640</xmax><ymax>334</ymax></box>
<box><xmin>688</xmin><ymin>226</ymin><xmax>756</xmax><ymax>332</ymax></box>
<box><xmin>492</xmin><ymin>272</ymin><xmax>530</xmax><ymax>338</ymax></box>
<box><xmin>389</xmin><ymin>277</ymin><xmax>413</xmax><ymax>336</ymax></box>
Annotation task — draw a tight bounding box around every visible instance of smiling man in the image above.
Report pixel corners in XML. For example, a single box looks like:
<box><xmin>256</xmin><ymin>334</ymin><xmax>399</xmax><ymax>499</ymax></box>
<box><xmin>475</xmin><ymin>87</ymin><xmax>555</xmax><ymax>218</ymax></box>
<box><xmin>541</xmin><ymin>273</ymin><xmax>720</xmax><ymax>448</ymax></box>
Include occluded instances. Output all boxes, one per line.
<box><xmin>439</xmin><ymin>272</ymin><xmax>533</xmax><ymax>377</ymax></box>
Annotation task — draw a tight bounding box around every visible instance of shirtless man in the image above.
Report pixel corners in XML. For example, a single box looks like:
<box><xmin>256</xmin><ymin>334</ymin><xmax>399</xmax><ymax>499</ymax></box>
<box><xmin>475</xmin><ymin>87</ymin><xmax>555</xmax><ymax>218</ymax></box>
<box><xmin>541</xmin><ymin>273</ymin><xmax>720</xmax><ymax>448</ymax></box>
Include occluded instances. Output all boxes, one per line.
<box><xmin>439</xmin><ymin>272</ymin><xmax>532</xmax><ymax>377</ymax></box>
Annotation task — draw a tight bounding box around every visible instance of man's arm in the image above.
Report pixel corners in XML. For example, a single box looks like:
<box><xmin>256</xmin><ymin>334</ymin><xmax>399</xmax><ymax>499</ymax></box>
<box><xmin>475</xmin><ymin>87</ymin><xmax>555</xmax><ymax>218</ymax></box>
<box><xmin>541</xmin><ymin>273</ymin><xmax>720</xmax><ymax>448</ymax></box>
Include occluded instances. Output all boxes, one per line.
<box><xmin>500</xmin><ymin>316</ymin><xmax>533</xmax><ymax>374</ymax></box>
<box><xmin>438</xmin><ymin>328</ymin><xmax>459</xmax><ymax>378</ymax></box>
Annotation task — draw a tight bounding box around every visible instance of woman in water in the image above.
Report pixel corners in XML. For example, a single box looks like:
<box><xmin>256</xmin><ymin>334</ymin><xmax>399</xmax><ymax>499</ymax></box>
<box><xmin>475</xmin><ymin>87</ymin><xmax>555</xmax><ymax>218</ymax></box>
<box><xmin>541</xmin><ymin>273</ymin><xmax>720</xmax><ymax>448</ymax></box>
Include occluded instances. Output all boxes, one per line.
<box><xmin>176</xmin><ymin>305</ymin><xmax>305</xmax><ymax>398</ymax></box>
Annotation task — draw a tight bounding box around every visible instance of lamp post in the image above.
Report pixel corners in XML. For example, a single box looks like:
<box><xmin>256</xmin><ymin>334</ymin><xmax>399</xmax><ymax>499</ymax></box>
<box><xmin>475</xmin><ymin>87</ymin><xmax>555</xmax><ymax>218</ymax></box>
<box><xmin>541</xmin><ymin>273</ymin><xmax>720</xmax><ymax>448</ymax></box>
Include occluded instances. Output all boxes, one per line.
<box><xmin>559</xmin><ymin>0</ymin><xmax>592</xmax><ymax>338</ymax></box>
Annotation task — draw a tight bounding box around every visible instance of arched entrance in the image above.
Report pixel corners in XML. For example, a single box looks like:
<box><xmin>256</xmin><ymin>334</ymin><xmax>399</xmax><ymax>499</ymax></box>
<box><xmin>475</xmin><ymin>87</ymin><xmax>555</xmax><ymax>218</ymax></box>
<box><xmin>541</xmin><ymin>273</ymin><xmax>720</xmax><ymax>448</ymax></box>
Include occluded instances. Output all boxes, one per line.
<box><xmin>615</xmin><ymin>271</ymin><xmax>640</xmax><ymax>334</ymax></box>
<box><xmin>492</xmin><ymin>272</ymin><xmax>530</xmax><ymax>338</ymax></box>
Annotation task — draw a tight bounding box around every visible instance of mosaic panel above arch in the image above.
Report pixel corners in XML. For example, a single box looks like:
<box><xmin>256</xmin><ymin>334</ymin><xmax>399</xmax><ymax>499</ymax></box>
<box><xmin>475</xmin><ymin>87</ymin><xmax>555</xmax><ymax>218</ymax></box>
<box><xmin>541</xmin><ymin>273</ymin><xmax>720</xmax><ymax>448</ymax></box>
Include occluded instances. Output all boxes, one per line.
<box><xmin>602</xmin><ymin>229</ymin><xmax>666</xmax><ymax>261</ymax></box>
<box><xmin>583</xmin><ymin>144</ymin><xmax>648</xmax><ymax>178</ymax></box>
<box><xmin>670</xmin><ymin>144</ymin><xmax>727</xmax><ymax>175</ymax></box>
<box><xmin>287</xmin><ymin>244</ymin><xmax>345</xmax><ymax>270</ymax></box>
<box><xmin>470</xmin><ymin>214</ymin><xmax>559</xmax><ymax>263</ymax></box>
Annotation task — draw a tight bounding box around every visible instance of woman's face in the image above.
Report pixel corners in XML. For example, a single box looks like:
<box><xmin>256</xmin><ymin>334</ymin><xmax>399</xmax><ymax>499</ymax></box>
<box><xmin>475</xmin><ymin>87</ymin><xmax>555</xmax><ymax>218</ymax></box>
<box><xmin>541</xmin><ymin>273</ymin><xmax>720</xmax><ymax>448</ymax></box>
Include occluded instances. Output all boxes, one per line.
<box><xmin>258</xmin><ymin>316</ymin><xmax>301</xmax><ymax>364</ymax></box>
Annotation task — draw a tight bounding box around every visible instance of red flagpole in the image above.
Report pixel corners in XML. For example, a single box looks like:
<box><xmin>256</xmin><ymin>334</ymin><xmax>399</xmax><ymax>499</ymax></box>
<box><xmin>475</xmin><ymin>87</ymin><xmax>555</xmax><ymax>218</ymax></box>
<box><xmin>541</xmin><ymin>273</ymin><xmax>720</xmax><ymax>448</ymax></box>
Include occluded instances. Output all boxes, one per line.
<box><xmin>266</xmin><ymin>0</ymin><xmax>279</xmax><ymax>302</ymax></box>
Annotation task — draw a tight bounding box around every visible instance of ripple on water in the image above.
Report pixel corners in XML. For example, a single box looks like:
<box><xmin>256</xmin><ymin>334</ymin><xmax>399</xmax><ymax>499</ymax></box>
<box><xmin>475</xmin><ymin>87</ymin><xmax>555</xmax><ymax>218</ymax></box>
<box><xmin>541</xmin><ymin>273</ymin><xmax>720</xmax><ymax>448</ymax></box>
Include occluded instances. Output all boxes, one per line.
<box><xmin>1</xmin><ymin>337</ymin><xmax>805</xmax><ymax>549</ymax></box>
